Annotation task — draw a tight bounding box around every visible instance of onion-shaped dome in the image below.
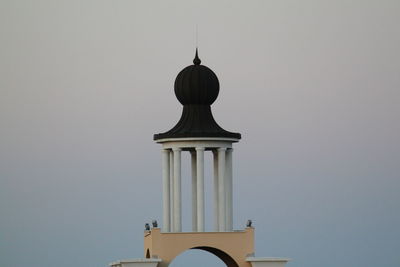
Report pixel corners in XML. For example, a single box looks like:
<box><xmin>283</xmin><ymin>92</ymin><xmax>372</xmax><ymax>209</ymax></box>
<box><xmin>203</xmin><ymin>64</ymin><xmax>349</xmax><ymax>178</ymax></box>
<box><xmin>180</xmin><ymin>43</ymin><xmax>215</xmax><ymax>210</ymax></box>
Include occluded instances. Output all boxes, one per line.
<box><xmin>154</xmin><ymin>49</ymin><xmax>241</xmax><ymax>141</ymax></box>
<box><xmin>174</xmin><ymin>50</ymin><xmax>219</xmax><ymax>105</ymax></box>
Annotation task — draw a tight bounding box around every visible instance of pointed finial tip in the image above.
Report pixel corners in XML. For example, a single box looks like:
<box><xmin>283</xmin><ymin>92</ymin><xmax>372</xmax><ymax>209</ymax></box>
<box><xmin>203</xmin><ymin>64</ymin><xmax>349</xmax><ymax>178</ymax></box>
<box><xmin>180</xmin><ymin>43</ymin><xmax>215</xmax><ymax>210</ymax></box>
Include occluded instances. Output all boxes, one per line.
<box><xmin>193</xmin><ymin>48</ymin><xmax>201</xmax><ymax>65</ymax></box>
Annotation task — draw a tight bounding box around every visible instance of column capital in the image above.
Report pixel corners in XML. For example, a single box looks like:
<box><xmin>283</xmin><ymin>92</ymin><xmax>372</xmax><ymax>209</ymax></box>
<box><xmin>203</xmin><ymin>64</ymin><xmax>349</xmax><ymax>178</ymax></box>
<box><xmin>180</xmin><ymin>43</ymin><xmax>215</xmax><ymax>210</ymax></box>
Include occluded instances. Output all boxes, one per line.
<box><xmin>172</xmin><ymin>147</ymin><xmax>182</xmax><ymax>152</ymax></box>
<box><xmin>195</xmin><ymin>147</ymin><xmax>205</xmax><ymax>151</ymax></box>
<box><xmin>217</xmin><ymin>147</ymin><xmax>227</xmax><ymax>152</ymax></box>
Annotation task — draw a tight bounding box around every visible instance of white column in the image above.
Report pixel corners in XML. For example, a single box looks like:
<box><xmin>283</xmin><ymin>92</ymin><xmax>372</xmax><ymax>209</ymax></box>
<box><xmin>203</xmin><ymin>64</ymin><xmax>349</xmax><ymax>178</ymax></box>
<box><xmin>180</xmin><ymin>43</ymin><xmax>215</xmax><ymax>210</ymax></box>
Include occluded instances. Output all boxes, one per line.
<box><xmin>173</xmin><ymin>148</ymin><xmax>182</xmax><ymax>232</ymax></box>
<box><xmin>162</xmin><ymin>149</ymin><xmax>170</xmax><ymax>232</ymax></box>
<box><xmin>169</xmin><ymin>150</ymin><xmax>174</xmax><ymax>229</ymax></box>
<box><xmin>226</xmin><ymin>148</ymin><xmax>233</xmax><ymax>231</ymax></box>
<box><xmin>196</xmin><ymin>147</ymin><xmax>205</xmax><ymax>232</ymax></box>
<box><xmin>213</xmin><ymin>150</ymin><xmax>219</xmax><ymax>231</ymax></box>
<box><xmin>191</xmin><ymin>151</ymin><xmax>197</xmax><ymax>232</ymax></box>
<box><xmin>218</xmin><ymin>148</ymin><xmax>226</xmax><ymax>231</ymax></box>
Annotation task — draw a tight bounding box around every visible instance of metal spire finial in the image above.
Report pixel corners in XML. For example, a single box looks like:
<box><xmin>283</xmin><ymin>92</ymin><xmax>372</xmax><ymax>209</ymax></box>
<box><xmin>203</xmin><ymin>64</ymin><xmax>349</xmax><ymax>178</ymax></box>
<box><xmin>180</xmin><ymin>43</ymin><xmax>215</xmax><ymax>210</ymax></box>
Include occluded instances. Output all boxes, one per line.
<box><xmin>193</xmin><ymin>48</ymin><xmax>201</xmax><ymax>65</ymax></box>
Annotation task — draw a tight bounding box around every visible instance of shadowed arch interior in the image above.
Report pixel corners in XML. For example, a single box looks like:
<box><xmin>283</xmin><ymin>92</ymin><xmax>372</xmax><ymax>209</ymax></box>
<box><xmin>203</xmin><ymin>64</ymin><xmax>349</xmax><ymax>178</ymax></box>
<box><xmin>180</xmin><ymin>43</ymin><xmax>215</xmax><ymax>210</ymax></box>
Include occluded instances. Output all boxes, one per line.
<box><xmin>190</xmin><ymin>246</ymin><xmax>239</xmax><ymax>267</ymax></box>
<box><xmin>146</xmin><ymin>249</ymin><xmax>150</xmax><ymax>259</ymax></box>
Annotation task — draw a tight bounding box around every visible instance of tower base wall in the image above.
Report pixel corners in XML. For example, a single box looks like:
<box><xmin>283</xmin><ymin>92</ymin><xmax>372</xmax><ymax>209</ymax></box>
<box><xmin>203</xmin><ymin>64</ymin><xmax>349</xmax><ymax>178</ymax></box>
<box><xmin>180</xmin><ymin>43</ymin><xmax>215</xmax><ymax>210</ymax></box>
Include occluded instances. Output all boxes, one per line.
<box><xmin>144</xmin><ymin>228</ymin><xmax>255</xmax><ymax>267</ymax></box>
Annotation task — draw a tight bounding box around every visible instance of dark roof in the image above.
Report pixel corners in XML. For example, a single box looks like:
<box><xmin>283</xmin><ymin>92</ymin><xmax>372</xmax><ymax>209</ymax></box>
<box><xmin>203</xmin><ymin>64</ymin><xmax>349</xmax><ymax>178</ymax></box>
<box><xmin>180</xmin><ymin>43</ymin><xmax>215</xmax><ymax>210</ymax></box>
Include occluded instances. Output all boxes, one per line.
<box><xmin>153</xmin><ymin>49</ymin><xmax>241</xmax><ymax>141</ymax></box>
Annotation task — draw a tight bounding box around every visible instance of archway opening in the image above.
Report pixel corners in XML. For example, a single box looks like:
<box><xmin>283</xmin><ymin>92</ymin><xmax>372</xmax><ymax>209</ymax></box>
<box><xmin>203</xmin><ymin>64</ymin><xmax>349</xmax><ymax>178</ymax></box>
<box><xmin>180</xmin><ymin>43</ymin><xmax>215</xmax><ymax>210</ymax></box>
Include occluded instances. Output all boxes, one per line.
<box><xmin>169</xmin><ymin>246</ymin><xmax>239</xmax><ymax>267</ymax></box>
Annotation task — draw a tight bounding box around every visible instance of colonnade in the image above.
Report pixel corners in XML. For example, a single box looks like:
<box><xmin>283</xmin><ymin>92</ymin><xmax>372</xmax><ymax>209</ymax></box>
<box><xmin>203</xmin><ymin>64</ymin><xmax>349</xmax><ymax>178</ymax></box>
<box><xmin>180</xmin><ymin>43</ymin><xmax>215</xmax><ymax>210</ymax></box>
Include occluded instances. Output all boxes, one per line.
<box><xmin>161</xmin><ymin>147</ymin><xmax>233</xmax><ymax>232</ymax></box>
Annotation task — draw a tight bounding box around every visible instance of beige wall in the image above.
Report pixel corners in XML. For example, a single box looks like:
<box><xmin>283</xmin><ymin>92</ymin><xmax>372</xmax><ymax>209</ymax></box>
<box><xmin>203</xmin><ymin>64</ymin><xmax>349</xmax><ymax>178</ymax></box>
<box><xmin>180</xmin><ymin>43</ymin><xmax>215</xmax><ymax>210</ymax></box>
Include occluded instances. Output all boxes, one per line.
<box><xmin>144</xmin><ymin>228</ymin><xmax>255</xmax><ymax>267</ymax></box>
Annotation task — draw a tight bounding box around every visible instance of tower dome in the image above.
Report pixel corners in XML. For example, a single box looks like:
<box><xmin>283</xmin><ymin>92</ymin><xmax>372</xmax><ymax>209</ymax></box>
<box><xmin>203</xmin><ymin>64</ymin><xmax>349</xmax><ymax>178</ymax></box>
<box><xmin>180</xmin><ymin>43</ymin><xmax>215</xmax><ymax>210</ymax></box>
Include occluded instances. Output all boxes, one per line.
<box><xmin>154</xmin><ymin>49</ymin><xmax>241</xmax><ymax>141</ymax></box>
<box><xmin>174</xmin><ymin>49</ymin><xmax>219</xmax><ymax>105</ymax></box>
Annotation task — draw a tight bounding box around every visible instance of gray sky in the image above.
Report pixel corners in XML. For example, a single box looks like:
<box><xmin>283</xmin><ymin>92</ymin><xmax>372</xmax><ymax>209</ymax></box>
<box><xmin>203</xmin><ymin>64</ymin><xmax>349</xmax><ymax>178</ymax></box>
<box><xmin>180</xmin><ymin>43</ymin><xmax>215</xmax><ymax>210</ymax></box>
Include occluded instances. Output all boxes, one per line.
<box><xmin>1</xmin><ymin>1</ymin><xmax>399</xmax><ymax>267</ymax></box>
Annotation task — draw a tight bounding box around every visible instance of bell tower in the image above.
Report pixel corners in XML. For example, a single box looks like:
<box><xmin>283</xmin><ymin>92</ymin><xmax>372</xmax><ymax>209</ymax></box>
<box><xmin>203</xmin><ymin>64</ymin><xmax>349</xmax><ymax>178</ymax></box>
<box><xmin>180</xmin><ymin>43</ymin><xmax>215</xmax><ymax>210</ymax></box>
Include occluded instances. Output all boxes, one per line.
<box><xmin>110</xmin><ymin>50</ymin><xmax>290</xmax><ymax>267</ymax></box>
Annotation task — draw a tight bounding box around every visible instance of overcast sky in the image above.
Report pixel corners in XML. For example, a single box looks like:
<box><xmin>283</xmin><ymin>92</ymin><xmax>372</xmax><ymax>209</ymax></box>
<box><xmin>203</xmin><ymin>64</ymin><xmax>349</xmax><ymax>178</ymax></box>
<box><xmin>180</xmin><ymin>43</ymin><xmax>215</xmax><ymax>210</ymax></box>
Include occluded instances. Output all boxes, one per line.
<box><xmin>1</xmin><ymin>1</ymin><xmax>399</xmax><ymax>267</ymax></box>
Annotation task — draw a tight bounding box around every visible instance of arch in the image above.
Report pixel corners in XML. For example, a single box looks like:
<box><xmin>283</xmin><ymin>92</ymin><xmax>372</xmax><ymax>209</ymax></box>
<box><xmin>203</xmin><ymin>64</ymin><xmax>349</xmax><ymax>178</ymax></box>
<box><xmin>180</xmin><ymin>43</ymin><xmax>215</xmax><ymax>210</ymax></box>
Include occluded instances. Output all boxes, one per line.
<box><xmin>146</xmin><ymin>249</ymin><xmax>150</xmax><ymax>259</ymax></box>
<box><xmin>144</xmin><ymin>228</ymin><xmax>254</xmax><ymax>267</ymax></box>
<box><xmin>169</xmin><ymin>246</ymin><xmax>239</xmax><ymax>267</ymax></box>
<box><xmin>191</xmin><ymin>246</ymin><xmax>239</xmax><ymax>267</ymax></box>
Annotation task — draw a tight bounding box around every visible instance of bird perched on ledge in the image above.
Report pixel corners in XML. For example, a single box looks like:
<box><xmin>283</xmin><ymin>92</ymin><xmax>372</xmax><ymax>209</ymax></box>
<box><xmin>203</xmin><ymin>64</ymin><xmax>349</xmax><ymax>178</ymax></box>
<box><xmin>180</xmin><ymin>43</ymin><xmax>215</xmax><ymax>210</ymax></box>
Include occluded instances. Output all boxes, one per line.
<box><xmin>246</xmin><ymin>220</ymin><xmax>253</xmax><ymax>227</ymax></box>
